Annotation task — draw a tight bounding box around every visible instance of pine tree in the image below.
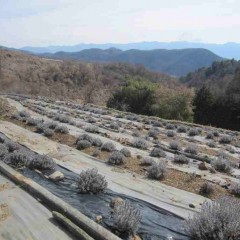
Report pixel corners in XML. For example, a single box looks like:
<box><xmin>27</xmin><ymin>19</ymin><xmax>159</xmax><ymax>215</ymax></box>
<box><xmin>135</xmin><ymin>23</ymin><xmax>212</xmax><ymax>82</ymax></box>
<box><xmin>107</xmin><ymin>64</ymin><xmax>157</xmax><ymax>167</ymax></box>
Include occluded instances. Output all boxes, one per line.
<box><xmin>193</xmin><ymin>86</ymin><xmax>214</xmax><ymax>125</ymax></box>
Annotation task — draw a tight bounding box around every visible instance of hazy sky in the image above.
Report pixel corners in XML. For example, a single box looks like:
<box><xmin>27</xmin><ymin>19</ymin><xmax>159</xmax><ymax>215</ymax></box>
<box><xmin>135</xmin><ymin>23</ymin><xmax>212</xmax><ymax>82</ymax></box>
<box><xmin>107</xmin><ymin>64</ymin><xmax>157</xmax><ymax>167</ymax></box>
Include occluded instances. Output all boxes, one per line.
<box><xmin>0</xmin><ymin>0</ymin><xmax>239</xmax><ymax>48</ymax></box>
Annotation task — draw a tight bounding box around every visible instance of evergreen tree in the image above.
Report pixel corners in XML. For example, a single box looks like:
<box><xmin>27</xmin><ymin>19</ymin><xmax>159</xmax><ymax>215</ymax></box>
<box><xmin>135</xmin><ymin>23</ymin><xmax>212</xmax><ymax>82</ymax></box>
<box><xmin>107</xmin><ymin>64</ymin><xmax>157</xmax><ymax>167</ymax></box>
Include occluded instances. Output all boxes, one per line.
<box><xmin>193</xmin><ymin>86</ymin><xmax>214</xmax><ymax>125</ymax></box>
<box><xmin>107</xmin><ymin>78</ymin><xmax>155</xmax><ymax>115</ymax></box>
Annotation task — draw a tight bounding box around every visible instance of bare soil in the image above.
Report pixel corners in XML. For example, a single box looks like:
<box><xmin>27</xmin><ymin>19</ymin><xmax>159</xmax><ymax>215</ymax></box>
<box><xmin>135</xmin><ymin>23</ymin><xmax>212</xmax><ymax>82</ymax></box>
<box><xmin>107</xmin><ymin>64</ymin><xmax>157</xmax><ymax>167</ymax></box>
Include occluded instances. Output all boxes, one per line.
<box><xmin>0</xmin><ymin>203</ymin><xmax>10</xmax><ymax>222</ymax></box>
<box><xmin>1</xmin><ymin>112</ymin><xmax>234</xmax><ymax>201</ymax></box>
<box><xmin>0</xmin><ymin>182</ymin><xmax>12</xmax><ymax>192</ymax></box>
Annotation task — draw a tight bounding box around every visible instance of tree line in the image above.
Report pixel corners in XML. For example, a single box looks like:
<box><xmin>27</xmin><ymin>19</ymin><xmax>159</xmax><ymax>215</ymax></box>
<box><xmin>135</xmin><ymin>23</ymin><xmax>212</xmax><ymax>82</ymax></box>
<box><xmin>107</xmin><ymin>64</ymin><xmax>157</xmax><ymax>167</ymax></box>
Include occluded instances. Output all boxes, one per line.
<box><xmin>108</xmin><ymin>66</ymin><xmax>240</xmax><ymax>131</ymax></box>
<box><xmin>194</xmin><ymin>67</ymin><xmax>240</xmax><ymax>130</ymax></box>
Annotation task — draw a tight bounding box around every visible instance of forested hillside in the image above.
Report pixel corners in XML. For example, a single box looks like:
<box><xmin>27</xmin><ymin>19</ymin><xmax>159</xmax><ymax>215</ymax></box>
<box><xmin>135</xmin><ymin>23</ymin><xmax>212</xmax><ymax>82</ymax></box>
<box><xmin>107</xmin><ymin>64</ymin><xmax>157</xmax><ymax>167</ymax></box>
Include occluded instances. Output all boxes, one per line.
<box><xmin>181</xmin><ymin>59</ymin><xmax>240</xmax><ymax>96</ymax></box>
<box><xmin>1</xmin><ymin>48</ymin><xmax>239</xmax><ymax>130</ymax></box>
<box><xmin>0</xmin><ymin>48</ymin><xmax>175</xmax><ymax>105</ymax></box>
<box><xmin>42</xmin><ymin>48</ymin><xmax>223</xmax><ymax>76</ymax></box>
<box><xmin>192</xmin><ymin>62</ymin><xmax>240</xmax><ymax>130</ymax></box>
<box><xmin>0</xmin><ymin>48</ymin><xmax>194</xmax><ymax>122</ymax></box>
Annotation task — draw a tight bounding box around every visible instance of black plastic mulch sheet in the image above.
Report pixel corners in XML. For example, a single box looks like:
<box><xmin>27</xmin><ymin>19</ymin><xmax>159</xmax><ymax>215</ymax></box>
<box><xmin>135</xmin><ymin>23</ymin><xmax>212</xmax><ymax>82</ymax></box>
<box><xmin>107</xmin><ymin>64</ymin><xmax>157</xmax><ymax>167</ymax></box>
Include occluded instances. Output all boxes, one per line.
<box><xmin>0</xmin><ymin>133</ymin><xmax>189</xmax><ymax>240</ymax></box>
<box><xmin>21</xmin><ymin>167</ymin><xmax>189</xmax><ymax>240</ymax></box>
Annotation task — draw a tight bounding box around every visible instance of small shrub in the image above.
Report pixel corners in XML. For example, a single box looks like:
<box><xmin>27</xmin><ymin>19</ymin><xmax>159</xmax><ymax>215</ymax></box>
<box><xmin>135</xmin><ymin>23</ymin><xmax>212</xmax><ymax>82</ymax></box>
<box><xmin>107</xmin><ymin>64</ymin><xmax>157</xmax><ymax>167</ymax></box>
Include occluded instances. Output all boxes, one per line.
<box><xmin>226</xmin><ymin>145</ymin><xmax>236</xmax><ymax>154</ymax></box>
<box><xmin>219</xmin><ymin>135</ymin><xmax>232</xmax><ymax>144</ymax></box>
<box><xmin>28</xmin><ymin>155</ymin><xmax>56</xmax><ymax>171</ymax></box>
<box><xmin>185</xmin><ymin>197</ymin><xmax>240</xmax><ymax>240</ymax></box>
<box><xmin>165</xmin><ymin>124</ymin><xmax>175</xmax><ymax>130</ymax></box>
<box><xmin>211</xmin><ymin>156</ymin><xmax>233</xmax><ymax>173</ymax></box>
<box><xmin>46</xmin><ymin>121</ymin><xmax>58</xmax><ymax>129</ymax></box>
<box><xmin>55</xmin><ymin>125</ymin><xmax>69</xmax><ymax>134</ymax></box>
<box><xmin>231</xmin><ymin>182</ymin><xmax>240</xmax><ymax>197</ymax></box>
<box><xmin>140</xmin><ymin>157</ymin><xmax>155</xmax><ymax>166</ymax></box>
<box><xmin>10</xmin><ymin>113</ymin><xmax>19</xmax><ymax>120</ymax></box>
<box><xmin>101</xmin><ymin>142</ymin><xmax>116</xmax><ymax>152</ymax></box>
<box><xmin>132</xmin><ymin>130</ymin><xmax>141</xmax><ymax>137</ymax></box>
<box><xmin>110</xmin><ymin>122</ymin><xmax>120</xmax><ymax>130</ymax></box>
<box><xmin>0</xmin><ymin>136</ymin><xmax>5</xmax><ymax>143</ymax></box>
<box><xmin>188</xmin><ymin>128</ymin><xmax>198</xmax><ymax>137</ymax></box>
<box><xmin>196</xmin><ymin>128</ymin><xmax>202</xmax><ymax>134</ymax></box>
<box><xmin>206</xmin><ymin>132</ymin><xmax>214</xmax><ymax>139</ymax></box>
<box><xmin>0</xmin><ymin>144</ymin><xmax>8</xmax><ymax>157</ymax></box>
<box><xmin>113</xmin><ymin>200</ymin><xmax>141</xmax><ymax>236</ymax></box>
<box><xmin>143</xmin><ymin>119</ymin><xmax>151</xmax><ymax>125</ymax></box>
<box><xmin>147</xmin><ymin>161</ymin><xmax>167</xmax><ymax>180</ymax></box>
<box><xmin>69</xmin><ymin>119</ymin><xmax>76</xmax><ymax>125</ymax></box>
<box><xmin>77</xmin><ymin>134</ymin><xmax>94</xmax><ymax>144</ymax></box>
<box><xmin>87</xmin><ymin>117</ymin><xmax>96</xmax><ymax>123</ymax></box>
<box><xmin>207</xmin><ymin>140</ymin><xmax>217</xmax><ymax>148</ymax></box>
<box><xmin>174</xmin><ymin>154</ymin><xmax>189</xmax><ymax>164</ymax></box>
<box><xmin>199</xmin><ymin>182</ymin><xmax>214</xmax><ymax>196</ymax></box>
<box><xmin>177</xmin><ymin>125</ymin><xmax>187</xmax><ymax>133</ymax></box>
<box><xmin>120</xmin><ymin>148</ymin><xmax>131</xmax><ymax>157</ymax></box>
<box><xmin>5</xmin><ymin>141</ymin><xmax>20</xmax><ymax>152</ymax></box>
<box><xmin>3</xmin><ymin>150</ymin><xmax>28</xmax><ymax>168</ymax></box>
<box><xmin>150</xmin><ymin>147</ymin><xmax>166</xmax><ymax>158</ymax></box>
<box><xmin>126</xmin><ymin>115</ymin><xmax>135</xmax><ymax>121</ymax></box>
<box><xmin>144</xmin><ymin>135</ymin><xmax>150</xmax><ymax>141</ymax></box>
<box><xmin>77</xmin><ymin>140</ymin><xmax>92</xmax><ymax>150</ymax></box>
<box><xmin>56</xmin><ymin>114</ymin><xmax>70</xmax><ymax>123</ymax></box>
<box><xmin>166</xmin><ymin>130</ymin><xmax>175</xmax><ymax>137</ymax></box>
<box><xmin>92</xmin><ymin>138</ymin><xmax>103</xmax><ymax>147</ymax></box>
<box><xmin>132</xmin><ymin>138</ymin><xmax>148</xmax><ymax>150</ymax></box>
<box><xmin>152</xmin><ymin>120</ymin><xmax>163</xmax><ymax>127</ymax></box>
<box><xmin>36</xmin><ymin>123</ymin><xmax>46</xmax><ymax>133</ymax></box>
<box><xmin>84</xmin><ymin>124</ymin><xmax>99</xmax><ymax>133</ymax></box>
<box><xmin>19</xmin><ymin>110</ymin><xmax>30</xmax><ymax>118</ymax></box>
<box><xmin>184</xmin><ymin>144</ymin><xmax>198</xmax><ymax>155</ymax></box>
<box><xmin>26</xmin><ymin>117</ymin><xmax>38</xmax><ymax>126</ymax></box>
<box><xmin>92</xmin><ymin>149</ymin><xmax>101</xmax><ymax>157</ymax></box>
<box><xmin>212</xmin><ymin>130</ymin><xmax>220</xmax><ymax>137</ymax></box>
<box><xmin>169</xmin><ymin>140</ymin><xmax>181</xmax><ymax>151</ymax></box>
<box><xmin>148</xmin><ymin>128</ymin><xmax>159</xmax><ymax>139</ymax></box>
<box><xmin>77</xmin><ymin>168</ymin><xmax>107</xmax><ymax>194</ymax></box>
<box><xmin>108</xmin><ymin>151</ymin><xmax>125</xmax><ymax>165</ymax></box>
<box><xmin>43</xmin><ymin>128</ymin><xmax>54</xmax><ymax>137</ymax></box>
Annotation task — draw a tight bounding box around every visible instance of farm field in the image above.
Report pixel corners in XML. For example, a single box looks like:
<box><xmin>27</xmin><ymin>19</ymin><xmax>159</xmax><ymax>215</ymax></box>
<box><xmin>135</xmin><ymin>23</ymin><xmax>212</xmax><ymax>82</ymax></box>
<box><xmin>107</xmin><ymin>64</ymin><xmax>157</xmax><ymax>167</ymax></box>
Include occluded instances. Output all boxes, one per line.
<box><xmin>0</xmin><ymin>94</ymin><xmax>240</xmax><ymax>240</ymax></box>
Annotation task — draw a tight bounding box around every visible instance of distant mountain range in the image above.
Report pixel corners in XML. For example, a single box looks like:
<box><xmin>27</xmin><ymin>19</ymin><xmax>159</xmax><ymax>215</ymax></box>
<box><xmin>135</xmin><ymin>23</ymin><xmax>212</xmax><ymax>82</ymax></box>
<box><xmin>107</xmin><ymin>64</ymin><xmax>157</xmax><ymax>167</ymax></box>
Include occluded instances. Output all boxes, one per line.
<box><xmin>21</xmin><ymin>41</ymin><xmax>240</xmax><ymax>60</ymax></box>
<box><xmin>41</xmin><ymin>48</ymin><xmax>223</xmax><ymax>76</ymax></box>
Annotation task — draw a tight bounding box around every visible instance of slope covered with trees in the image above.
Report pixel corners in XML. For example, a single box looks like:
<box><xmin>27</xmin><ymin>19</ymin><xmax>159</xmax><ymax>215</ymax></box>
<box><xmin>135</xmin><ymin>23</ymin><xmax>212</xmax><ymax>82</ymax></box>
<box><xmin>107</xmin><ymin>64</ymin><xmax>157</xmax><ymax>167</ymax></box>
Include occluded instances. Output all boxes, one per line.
<box><xmin>42</xmin><ymin>48</ymin><xmax>223</xmax><ymax>77</ymax></box>
<box><xmin>193</xmin><ymin>67</ymin><xmax>240</xmax><ymax>130</ymax></box>
<box><xmin>181</xmin><ymin>59</ymin><xmax>240</xmax><ymax>96</ymax></box>
<box><xmin>0</xmin><ymin>48</ymin><xmax>175</xmax><ymax>105</ymax></box>
<box><xmin>0</xmin><ymin>48</ymin><xmax>194</xmax><ymax>121</ymax></box>
<box><xmin>108</xmin><ymin>79</ymin><xmax>194</xmax><ymax>122</ymax></box>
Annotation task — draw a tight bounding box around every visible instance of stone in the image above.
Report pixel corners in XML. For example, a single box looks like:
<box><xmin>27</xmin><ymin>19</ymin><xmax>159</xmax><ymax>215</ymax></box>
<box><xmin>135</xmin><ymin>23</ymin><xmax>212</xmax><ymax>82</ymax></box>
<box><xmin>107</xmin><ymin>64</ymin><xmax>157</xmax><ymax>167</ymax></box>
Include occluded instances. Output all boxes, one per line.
<box><xmin>220</xmin><ymin>182</ymin><xmax>229</xmax><ymax>189</ymax></box>
<box><xmin>48</xmin><ymin>171</ymin><xmax>64</xmax><ymax>181</ymax></box>
<box><xmin>96</xmin><ymin>215</ymin><xmax>102</xmax><ymax>223</ymax></box>
<box><xmin>198</xmin><ymin>162</ymin><xmax>208</xmax><ymax>171</ymax></box>
<box><xmin>110</xmin><ymin>197</ymin><xmax>124</xmax><ymax>208</ymax></box>
<box><xmin>189</xmin><ymin>203</ymin><xmax>195</xmax><ymax>208</ymax></box>
<box><xmin>209</xmin><ymin>167</ymin><xmax>217</xmax><ymax>174</ymax></box>
<box><xmin>131</xmin><ymin>235</ymin><xmax>142</xmax><ymax>240</ymax></box>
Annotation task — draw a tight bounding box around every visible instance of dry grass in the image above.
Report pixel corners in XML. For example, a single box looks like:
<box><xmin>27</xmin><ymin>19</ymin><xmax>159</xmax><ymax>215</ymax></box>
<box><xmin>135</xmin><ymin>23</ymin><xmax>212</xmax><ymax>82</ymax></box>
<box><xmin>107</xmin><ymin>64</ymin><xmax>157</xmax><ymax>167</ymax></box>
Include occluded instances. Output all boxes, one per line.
<box><xmin>0</xmin><ymin>183</ymin><xmax>12</xmax><ymax>192</ymax></box>
<box><xmin>0</xmin><ymin>203</ymin><xmax>10</xmax><ymax>222</ymax></box>
<box><xmin>50</xmin><ymin>133</ymin><xmax>76</xmax><ymax>147</ymax></box>
<box><xmin>0</xmin><ymin>98</ymin><xmax>16</xmax><ymax>120</ymax></box>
